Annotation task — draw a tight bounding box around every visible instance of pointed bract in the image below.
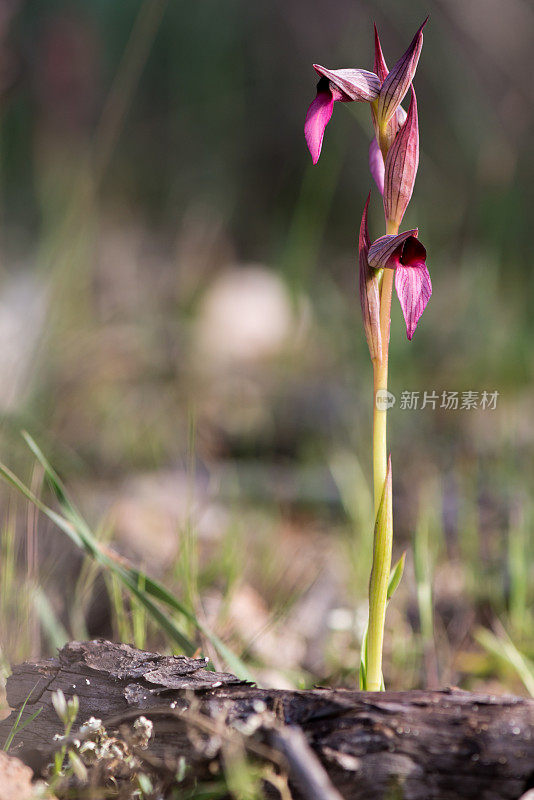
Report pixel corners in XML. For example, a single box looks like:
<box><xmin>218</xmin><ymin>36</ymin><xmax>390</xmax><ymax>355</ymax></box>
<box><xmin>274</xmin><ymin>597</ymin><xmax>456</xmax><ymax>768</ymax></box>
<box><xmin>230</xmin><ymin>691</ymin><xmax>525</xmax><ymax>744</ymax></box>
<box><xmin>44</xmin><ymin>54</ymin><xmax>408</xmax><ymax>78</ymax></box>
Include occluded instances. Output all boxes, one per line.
<box><xmin>384</xmin><ymin>86</ymin><xmax>419</xmax><ymax>227</ymax></box>
<box><xmin>395</xmin><ymin>263</ymin><xmax>432</xmax><ymax>339</ymax></box>
<box><xmin>359</xmin><ymin>194</ymin><xmax>382</xmax><ymax>362</ymax></box>
<box><xmin>370</xmin><ymin>26</ymin><xmax>389</xmax><ymax>143</ymax></box>
<box><xmin>369</xmin><ymin>138</ymin><xmax>385</xmax><ymax>195</ymax></box>
<box><xmin>373</xmin><ymin>24</ymin><xmax>389</xmax><ymax>83</ymax></box>
<box><xmin>376</xmin><ymin>19</ymin><xmax>427</xmax><ymax>127</ymax></box>
<box><xmin>313</xmin><ymin>65</ymin><xmax>381</xmax><ymax>102</ymax></box>
<box><xmin>305</xmin><ymin>84</ymin><xmax>335</xmax><ymax>165</ymax></box>
<box><xmin>387</xmin><ymin>551</ymin><xmax>406</xmax><ymax>601</ymax></box>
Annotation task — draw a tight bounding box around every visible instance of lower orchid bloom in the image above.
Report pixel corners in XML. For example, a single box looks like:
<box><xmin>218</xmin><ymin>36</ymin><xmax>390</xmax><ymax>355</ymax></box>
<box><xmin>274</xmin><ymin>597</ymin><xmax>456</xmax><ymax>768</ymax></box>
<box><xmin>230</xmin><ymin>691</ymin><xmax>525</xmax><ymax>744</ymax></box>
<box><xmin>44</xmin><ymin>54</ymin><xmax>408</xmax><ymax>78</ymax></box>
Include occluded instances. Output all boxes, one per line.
<box><xmin>368</xmin><ymin>230</ymin><xmax>432</xmax><ymax>340</ymax></box>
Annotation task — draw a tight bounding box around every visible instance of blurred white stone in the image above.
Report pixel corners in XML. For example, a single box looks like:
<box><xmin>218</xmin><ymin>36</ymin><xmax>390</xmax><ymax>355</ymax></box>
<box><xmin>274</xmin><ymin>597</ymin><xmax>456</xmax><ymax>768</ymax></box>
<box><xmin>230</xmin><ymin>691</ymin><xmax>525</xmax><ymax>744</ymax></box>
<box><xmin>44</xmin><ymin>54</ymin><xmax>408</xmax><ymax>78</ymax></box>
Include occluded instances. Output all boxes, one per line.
<box><xmin>195</xmin><ymin>265</ymin><xmax>309</xmax><ymax>366</ymax></box>
<box><xmin>327</xmin><ymin>607</ymin><xmax>354</xmax><ymax>632</ymax></box>
<box><xmin>0</xmin><ymin>273</ymin><xmax>48</xmax><ymax>411</ymax></box>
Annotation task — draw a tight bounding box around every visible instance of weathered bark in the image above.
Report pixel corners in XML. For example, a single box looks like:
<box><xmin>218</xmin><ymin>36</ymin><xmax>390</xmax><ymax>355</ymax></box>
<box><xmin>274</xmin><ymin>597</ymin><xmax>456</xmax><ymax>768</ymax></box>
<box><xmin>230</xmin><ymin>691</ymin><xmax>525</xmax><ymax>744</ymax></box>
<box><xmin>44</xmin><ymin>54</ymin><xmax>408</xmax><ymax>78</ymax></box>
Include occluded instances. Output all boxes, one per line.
<box><xmin>1</xmin><ymin>640</ymin><xmax>534</xmax><ymax>800</ymax></box>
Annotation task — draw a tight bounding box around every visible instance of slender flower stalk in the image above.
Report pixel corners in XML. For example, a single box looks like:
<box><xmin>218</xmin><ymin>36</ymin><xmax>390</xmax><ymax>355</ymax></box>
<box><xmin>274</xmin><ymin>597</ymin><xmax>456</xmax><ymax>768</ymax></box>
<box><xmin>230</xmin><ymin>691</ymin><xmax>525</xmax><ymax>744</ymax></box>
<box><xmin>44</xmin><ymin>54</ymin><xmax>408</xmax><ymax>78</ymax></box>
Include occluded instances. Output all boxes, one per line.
<box><xmin>367</xmin><ymin>454</ymin><xmax>393</xmax><ymax>688</ymax></box>
<box><xmin>305</xmin><ymin>20</ymin><xmax>430</xmax><ymax>690</ymax></box>
<box><xmin>368</xmin><ymin>220</ymin><xmax>396</xmax><ymax>691</ymax></box>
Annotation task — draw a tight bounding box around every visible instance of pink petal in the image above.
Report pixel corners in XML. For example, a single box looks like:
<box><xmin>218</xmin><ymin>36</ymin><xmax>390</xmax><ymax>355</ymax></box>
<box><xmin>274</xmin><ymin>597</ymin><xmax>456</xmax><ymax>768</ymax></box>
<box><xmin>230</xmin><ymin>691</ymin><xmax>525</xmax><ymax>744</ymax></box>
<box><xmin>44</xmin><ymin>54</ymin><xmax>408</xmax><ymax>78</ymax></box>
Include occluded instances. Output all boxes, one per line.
<box><xmin>384</xmin><ymin>86</ymin><xmax>419</xmax><ymax>228</ymax></box>
<box><xmin>395</xmin><ymin>263</ymin><xmax>432</xmax><ymax>340</ymax></box>
<box><xmin>313</xmin><ymin>65</ymin><xmax>380</xmax><ymax>102</ymax></box>
<box><xmin>304</xmin><ymin>89</ymin><xmax>334</xmax><ymax>164</ymax></box>
<box><xmin>369</xmin><ymin>138</ymin><xmax>385</xmax><ymax>195</ymax></box>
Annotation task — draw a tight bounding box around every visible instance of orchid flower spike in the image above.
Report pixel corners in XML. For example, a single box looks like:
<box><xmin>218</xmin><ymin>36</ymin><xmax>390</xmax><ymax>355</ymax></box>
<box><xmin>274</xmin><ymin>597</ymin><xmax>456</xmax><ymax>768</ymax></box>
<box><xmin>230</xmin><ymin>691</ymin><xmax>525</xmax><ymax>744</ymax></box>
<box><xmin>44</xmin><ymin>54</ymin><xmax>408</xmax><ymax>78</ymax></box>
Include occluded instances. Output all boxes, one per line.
<box><xmin>368</xmin><ymin>230</ymin><xmax>431</xmax><ymax>340</ymax></box>
<box><xmin>305</xmin><ymin>65</ymin><xmax>380</xmax><ymax>164</ymax></box>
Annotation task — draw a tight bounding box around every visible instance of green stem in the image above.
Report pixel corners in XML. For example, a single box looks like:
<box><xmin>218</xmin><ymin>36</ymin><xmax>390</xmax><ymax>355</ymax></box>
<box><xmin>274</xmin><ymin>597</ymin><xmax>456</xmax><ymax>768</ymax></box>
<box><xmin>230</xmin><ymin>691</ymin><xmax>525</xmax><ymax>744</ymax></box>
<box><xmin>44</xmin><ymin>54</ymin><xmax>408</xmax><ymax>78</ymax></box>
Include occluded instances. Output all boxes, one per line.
<box><xmin>366</xmin><ymin>456</ymin><xmax>393</xmax><ymax>692</ymax></box>
<box><xmin>366</xmin><ymin>219</ymin><xmax>397</xmax><ymax>692</ymax></box>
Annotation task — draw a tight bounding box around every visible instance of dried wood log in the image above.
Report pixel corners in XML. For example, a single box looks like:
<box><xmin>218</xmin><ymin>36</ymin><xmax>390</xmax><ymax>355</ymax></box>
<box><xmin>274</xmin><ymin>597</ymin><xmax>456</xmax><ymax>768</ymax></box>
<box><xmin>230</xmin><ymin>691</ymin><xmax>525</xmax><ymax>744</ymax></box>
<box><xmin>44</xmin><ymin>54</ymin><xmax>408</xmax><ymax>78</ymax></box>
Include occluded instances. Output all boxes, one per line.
<box><xmin>1</xmin><ymin>639</ymin><xmax>534</xmax><ymax>800</ymax></box>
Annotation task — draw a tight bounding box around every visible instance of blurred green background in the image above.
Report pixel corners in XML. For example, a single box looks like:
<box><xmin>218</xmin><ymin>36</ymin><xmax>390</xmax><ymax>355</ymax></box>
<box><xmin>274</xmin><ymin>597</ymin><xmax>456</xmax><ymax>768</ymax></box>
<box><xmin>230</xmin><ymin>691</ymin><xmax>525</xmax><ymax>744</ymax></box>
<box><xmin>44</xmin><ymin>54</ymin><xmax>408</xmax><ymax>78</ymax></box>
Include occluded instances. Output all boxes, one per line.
<box><xmin>0</xmin><ymin>0</ymin><xmax>533</xmax><ymax>693</ymax></box>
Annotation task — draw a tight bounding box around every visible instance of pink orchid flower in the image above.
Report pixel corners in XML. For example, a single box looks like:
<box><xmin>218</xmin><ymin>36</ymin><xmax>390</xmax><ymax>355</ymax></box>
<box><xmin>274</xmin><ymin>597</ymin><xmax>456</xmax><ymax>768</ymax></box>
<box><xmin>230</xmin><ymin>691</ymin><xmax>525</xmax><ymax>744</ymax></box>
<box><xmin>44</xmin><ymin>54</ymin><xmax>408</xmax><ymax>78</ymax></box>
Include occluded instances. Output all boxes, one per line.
<box><xmin>368</xmin><ymin>229</ymin><xmax>431</xmax><ymax>340</ymax></box>
<box><xmin>369</xmin><ymin>21</ymin><xmax>424</xmax><ymax>192</ymax></box>
<box><xmin>304</xmin><ymin>66</ymin><xmax>380</xmax><ymax>164</ymax></box>
<box><xmin>305</xmin><ymin>20</ymin><xmax>431</xmax><ymax>340</ymax></box>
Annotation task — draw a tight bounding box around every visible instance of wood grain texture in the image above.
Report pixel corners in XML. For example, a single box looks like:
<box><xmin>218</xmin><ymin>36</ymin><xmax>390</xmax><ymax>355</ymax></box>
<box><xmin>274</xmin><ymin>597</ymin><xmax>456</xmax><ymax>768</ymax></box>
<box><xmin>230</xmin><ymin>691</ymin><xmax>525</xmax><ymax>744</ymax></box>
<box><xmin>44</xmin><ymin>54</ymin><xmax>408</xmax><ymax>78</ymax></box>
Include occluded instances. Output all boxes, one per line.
<box><xmin>1</xmin><ymin>640</ymin><xmax>534</xmax><ymax>800</ymax></box>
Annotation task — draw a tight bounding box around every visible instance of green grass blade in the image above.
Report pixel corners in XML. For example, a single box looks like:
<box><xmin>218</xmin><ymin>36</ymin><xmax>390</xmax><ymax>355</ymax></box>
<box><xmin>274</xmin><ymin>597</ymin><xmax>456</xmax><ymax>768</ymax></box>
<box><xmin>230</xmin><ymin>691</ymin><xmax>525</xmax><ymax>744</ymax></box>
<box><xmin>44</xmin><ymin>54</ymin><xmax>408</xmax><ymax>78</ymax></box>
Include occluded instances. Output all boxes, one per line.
<box><xmin>33</xmin><ymin>587</ymin><xmax>69</xmax><ymax>651</ymax></box>
<box><xmin>22</xmin><ymin>433</ymin><xmax>200</xmax><ymax>624</ymax></box>
<box><xmin>23</xmin><ymin>433</ymin><xmax>255</xmax><ymax>680</ymax></box>
<box><xmin>0</xmin><ymin>456</ymin><xmax>195</xmax><ymax>653</ymax></box>
<box><xmin>1</xmin><ymin>434</ymin><xmax>255</xmax><ymax>681</ymax></box>
<box><xmin>5</xmin><ymin>707</ymin><xmax>43</xmax><ymax>750</ymax></box>
<box><xmin>22</xmin><ymin>432</ymin><xmax>97</xmax><ymax>543</ymax></box>
<box><xmin>3</xmin><ymin>684</ymin><xmax>42</xmax><ymax>751</ymax></box>
<box><xmin>112</xmin><ymin>563</ymin><xmax>254</xmax><ymax>680</ymax></box>
<box><xmin>475</xmin><ymin>626</ymin><xmax>534</xmax><ymax>698</ymax></box>
<box><xmin>0</xmin><ymin>462</ymin><xmax>85</xmax><ymax>549</ymax></box>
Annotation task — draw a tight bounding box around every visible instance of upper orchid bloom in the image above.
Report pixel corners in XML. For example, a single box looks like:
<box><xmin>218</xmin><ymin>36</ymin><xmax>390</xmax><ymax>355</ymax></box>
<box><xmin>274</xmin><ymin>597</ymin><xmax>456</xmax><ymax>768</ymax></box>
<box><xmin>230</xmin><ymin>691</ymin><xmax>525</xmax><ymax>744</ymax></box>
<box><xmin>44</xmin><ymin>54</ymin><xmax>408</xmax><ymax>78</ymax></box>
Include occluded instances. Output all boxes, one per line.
<box><xmin>305</xmin><ymin>65</ymin><xmax>380</xmax><ymax>164</ymax></box>
<box><xmin>369</xmin><ymin>25</ymin><xmax>410</xmax><ymax>191</ymax></box>
<box><xmin>368</xmin><ymin>230</ymin><xmax>431</xmax><ymax>340</ymax></box>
